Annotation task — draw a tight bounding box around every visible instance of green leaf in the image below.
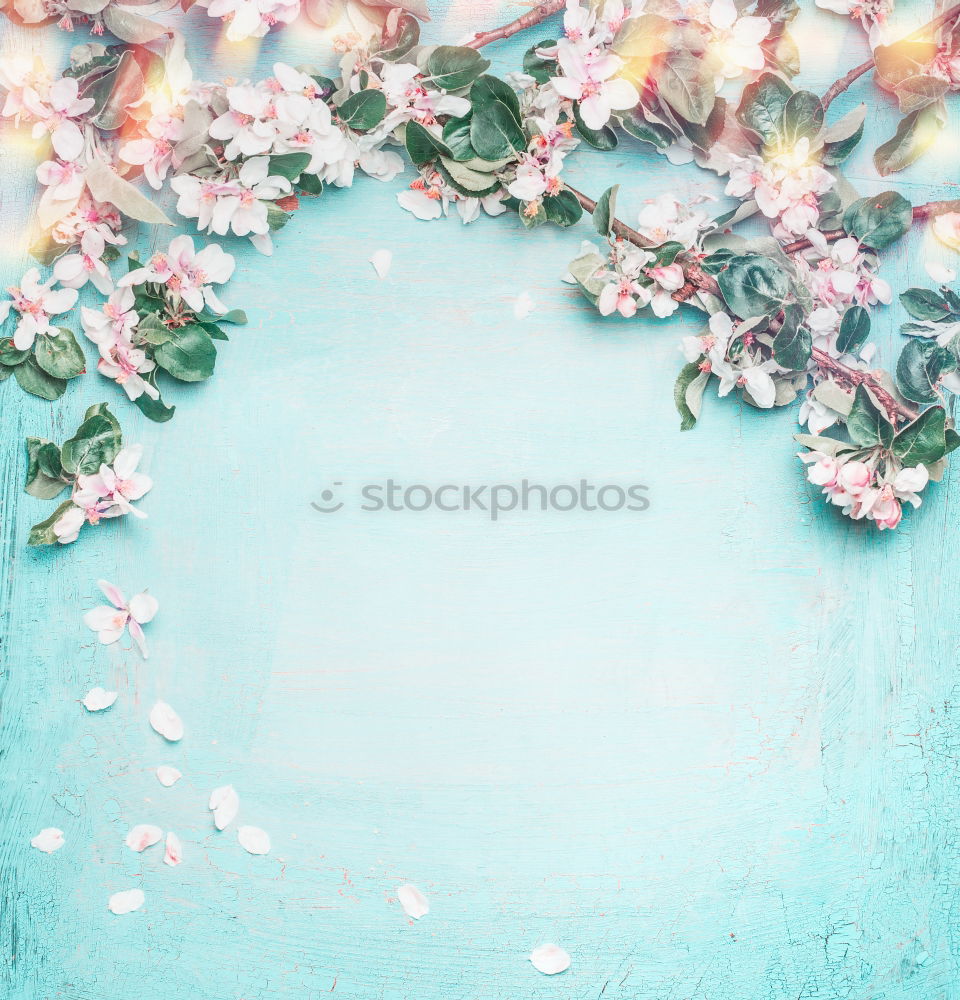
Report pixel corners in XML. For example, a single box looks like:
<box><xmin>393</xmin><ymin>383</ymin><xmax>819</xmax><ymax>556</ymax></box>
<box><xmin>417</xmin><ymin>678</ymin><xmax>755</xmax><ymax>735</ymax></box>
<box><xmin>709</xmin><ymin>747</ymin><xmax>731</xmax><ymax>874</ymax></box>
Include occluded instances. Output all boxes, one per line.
<box><xmin>894</xmin><ymin>74</ymin><xmax>950</xmax><ymax>114</ymax></box>
<box><xmin>900</xmin><ymin>287</ymin><xmax>952</xmax><ymax>321</ymax></box>
<box><xmin>542</xmin><ymin>190</ymin><xmax>582</xmax><ymax>228</ymax></box>
<box><xmin>782</xmin><ymin>90</ymin><xmax>823</xmax><ymax>146</ymax></box>
<box><xmin>137</xmin><ymin>311</ymin><xmax>173</xmax><ymax>345</ymax></box>
<box><xmin>404</xmin><ymin>120</ymin><xmax>451</xmax><ymax>165</ymax></box>
<box><xmin>81</xmin><ymin>49</ymin><xmax>144</xmax><ymax>131</ymax></box>
<box><xmin>377</xmin><ymin>12</ymin><xmax>420</xmax><ymax>60</ymax></box>
<box><xmin>674</xmin><ymin>361</ymin><xmax>709</xmax><ymax>431</ymax></box>
<box><xmin>154</xmin><ymin>323</ymin><xmax>217</xmax><ymax>382</ymax></box>
<box><xmin>771</xmin><ymin>305</ymin><xmax>811</xmax><ymax>370</ymax></box>
<box><xmin>28</xmin><ymin>498</ymin><xmax>76</xmax><ymax>547</ymax></box>
<box><xmin>843</xmin><ymin>191</ymin><xmax>913</xmax><ymax>250</ymax></box>
<box><xmin>736</xmin><ymin>72</ymin><xmax>792</xmax><ymax>145</ymax></box>
<box><xmin>592</xmin><ymin>185</ymin><xmax>619</xmax><ymax>237</ymax></box>
<box><xmin>442</xmin><ymin>114</ymin><xmax>476</xmax><ymax>160</ymax></box>
<box><xmin>25</xmin><ymin>437</ymin><xmax>68</xmax><ymax>500</ymax></box>
<box><xmin>836</xmin><ymin>305</ymin><xmax>870</xmax><ymax>355</ymax></box>
<box><xmin>717</xmin><ymin>255</ymin><xmax>792</xmax><ymax>319</ymax></box>
<box><xmin>469</xmin><ymin>75</ymin><xmax>525</xmax><ymax>159</ymax></box>
<box><xmin>522</xmin><ymin>39</ymin><xmax>556</xmax><ymax>84</ymax></box>
<box><xmin>618</xmin><ymin>110</ymin><xmax>673</xmax><ymax>148</ymax></box>
<box><xmin>13</xmin><ymin>357</ymin><xmax>66</xmax><ymax>400</ymax></box>
<box><xmin>337</xmin><ymin>89</ymin><xmax>387</xmax><ymax>131</ymax></box>
<box><xmin>657</xmin><ymin>47</ymin><xmax>716</xmax><ymax>126</ymax></box>
<box><xmin>425</xmin><ymin>46</ymin><xmax>489</xmax><ymax>90</ymax></box>
<box><xmin>896</xmin><ymin>339</ymin><xmax>956</xmax><ymax>405</ymax></box>
<box><xmin>85</xmin><ymin>154</ymin><xmax>172</xmax><ymax>226</ymax></box>
<box><xmin>268</xmin><ymin>152</ymin><xmax>311</xmax><ymax>182</ymax></box>
<box><xmin>822</xmin><ymin>118</ymin><xmax>865</xmax><ymax>165</ymax></box>
<box><xmin>0</xmin><ymin>338</ymin><xmax>29</xmax><ymax>366</ymax></box>
<box><xmin>892</xmin><ymin>405</ymin><xmax>947</xmax><ymax>464</ymax></box>
<box><xmin>846</xmin><ymin>384</ymin><xmax>894</xmax><ymax>449</ymax></box>
<box><xmin>101</xmin><ymin>5</ymin><xmax>168</xmax><ymax>43</ymax></box>
<box><xmin>436</xmin><ymin>156</ymin><xmax>502</xmax><ymax>197</ymax></box>
<box><xmin>60</xmin><ymin>412</ymin><xmax>122</xmax><ymax>476</ymax></box>
<box><xmin>298</xmin><ymin>172</ymin><xmax>323</xmax><ymax>195</ymax></box>
<box><xmin>134</xmin><ymin>385</ymin><xmax>176</xmax><ymax>422</ymax></box>
<box><xmin>874</xmin><ymin>104</ymin><xmax>944</xmax><ymax>177</ymax></box>
<box><xmin>34</xmin><ymin>329</ymin><xmax>86</xmax><ymax>379</ymax></box>
<box><xmin>217</xmin><ymin>309</ymin><xmax>247</xmax><ymax>326</ymax></box>
<box><xmin>573</xmin><ymin>102</ymin><xmax>618</xmax><ymax>149</ymax></box>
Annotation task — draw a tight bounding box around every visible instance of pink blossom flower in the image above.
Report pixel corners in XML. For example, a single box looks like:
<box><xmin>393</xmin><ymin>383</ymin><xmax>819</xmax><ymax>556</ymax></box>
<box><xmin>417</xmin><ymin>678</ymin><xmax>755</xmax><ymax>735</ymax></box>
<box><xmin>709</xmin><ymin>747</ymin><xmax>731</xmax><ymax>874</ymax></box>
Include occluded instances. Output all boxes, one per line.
<box><xmin>550</xmin><ymin>40</ymin><xmax>639</xmax><ymax>130</ymax></box>
<box><xmin>0</xmin><ymin>267</ymin><xmax>78</xmax><ymax>350</ymax></box>
<box><xmin>22</xmin><ymin>76</ymin><xmax>94</xmax><ymax>161</ymax></box>
<box><xmin>83</xmin><ymin>579</ymin><xmax>159</xmax><ymax>658</ymax></box>
<box><xmin>53</xmin><ymin>228</ymin><xmax>114</xmax><ymax>294</ymax></box>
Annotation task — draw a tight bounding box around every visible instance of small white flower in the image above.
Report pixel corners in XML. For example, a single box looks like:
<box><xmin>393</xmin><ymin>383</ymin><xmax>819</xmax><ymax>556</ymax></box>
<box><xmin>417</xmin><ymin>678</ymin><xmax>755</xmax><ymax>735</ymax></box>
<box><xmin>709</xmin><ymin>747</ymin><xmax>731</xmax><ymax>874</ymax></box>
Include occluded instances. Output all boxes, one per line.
<box><xmin>83</xmin><ymin>580</ymin><xmax>158</xmax><ymax>658</ymax></box>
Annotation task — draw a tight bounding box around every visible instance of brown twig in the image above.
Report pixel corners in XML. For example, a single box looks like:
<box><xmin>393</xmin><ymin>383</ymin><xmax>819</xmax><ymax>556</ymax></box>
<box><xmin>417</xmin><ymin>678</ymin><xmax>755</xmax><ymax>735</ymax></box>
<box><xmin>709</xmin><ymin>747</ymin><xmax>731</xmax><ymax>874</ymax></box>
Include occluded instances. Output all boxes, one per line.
<box><xmin>811</xmin><ymin>348</ymin><xmax>919</xmax><ymax>423</ymax></box>
<box><xmin>464</xmin><ymin>0</ymin><xmax>565</xmax><ymax>49</ymax></box>
<box><xmin>565</xmin><ymin>185</ymin><xmax>722</xmax><ymax>299</ymax></box>
<box><xmin>821</xmin><ymin>2</ymin><xmax>960</xmax><ymax>109</ymax></box>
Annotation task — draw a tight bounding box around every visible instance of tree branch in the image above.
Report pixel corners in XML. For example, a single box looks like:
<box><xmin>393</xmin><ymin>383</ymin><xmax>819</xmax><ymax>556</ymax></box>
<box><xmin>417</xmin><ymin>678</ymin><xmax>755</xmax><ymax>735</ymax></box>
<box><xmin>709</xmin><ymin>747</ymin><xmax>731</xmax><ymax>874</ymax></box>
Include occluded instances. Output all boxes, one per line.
<box><xmin>821</xmin><ymin>2</ymin><xmax>960</xmax><ymax>109</ymax></box>
<box><xmin>811</xmin><ymin>348</ymin><xmax>919</xmax><ymax>423</ymax></box>
<box><xmin>566</xmin><ymin>185</ymin><xmax>722</xmax><ymax>299</ymax></box>
<box><xmin>463</xmin><ymin>0</ymin><xmax>565</xmax><ymax>49</ymax></box>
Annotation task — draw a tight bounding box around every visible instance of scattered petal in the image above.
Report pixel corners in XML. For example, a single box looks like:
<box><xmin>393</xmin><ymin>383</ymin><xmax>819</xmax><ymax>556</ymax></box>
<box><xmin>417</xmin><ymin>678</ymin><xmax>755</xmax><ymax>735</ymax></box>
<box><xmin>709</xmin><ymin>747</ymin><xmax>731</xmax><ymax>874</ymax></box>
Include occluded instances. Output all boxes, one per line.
<box><xmin>530</xmin><ymin>944</ymin><xmax>571</xmax><ymax>975</ymax></box>
<box><xmin>209</xmin><ymin>784</ymin><xmax>239</xmax><ymax>830</ymax></box>
<box><xmin>397</xmin><ymin>883</ymin><xmax>429</xmax><ymax>919</ymax></box>
<box><xmin>31</xmin><ymin>828</ymin><xmax>64</xmax><ymax>853</ymax></box>
<box><xmin>513</xmin><ymin>291</ymin><xmax>536</xmax><ymax>319</ymax></box>
<box><xmin>369</xmin><ymin>249</ymin><xmax>392</xmax><ymax>279</ymax></box>
<box><xmin>82</xmin><ymin>687</ymin><xmax>118</xmax><ymax>712</ymax></box>
<box><xmin>163</xmin><ymin>831</ymin><xmax>183</xmax><ymax>867</ymax></box>
<box><xmin>108</xmin><ymin>888</ymin><xmax>144</xmax><ymax>915</ymax></box>
<box><xmin>237</xmin><ymin>825</ymin><xmax>270</xmax><ymax>855</ymax></box>
<box><xmin>149</xmin><ymin>701</ymin><xmax>184</xmax><ymax>742</ymax></box>
<box><xmin>125</xmin><ymin>824</ymin><xmax>163</xmax><ymax>852</ymax></box>
<box><xmin>925</xmin><ymin>260</ymin><xmax>957</xmax><ymax>284</ymax></box>
<box><xmin>156</xmin><ymin>766</ymin><xmax>182</xmax><ymax>787</ymax></box>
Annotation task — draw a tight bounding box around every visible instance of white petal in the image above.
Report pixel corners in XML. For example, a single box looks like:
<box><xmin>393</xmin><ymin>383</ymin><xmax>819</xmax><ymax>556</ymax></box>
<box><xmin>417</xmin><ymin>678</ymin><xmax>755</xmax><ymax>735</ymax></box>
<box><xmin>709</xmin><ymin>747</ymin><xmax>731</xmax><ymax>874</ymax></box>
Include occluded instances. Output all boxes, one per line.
<box><xmin>237</xmin><ymin>825</ymin><xmax>270</xmax><ymax>855</ymax></box>
<box><xmin>82</xmin><ymin>687</ymin><xmax>118</xmax><ymax>712</ymax></box>
<box><xmin>108</xmin><ymin>888</ymin><xmax>144</xmax><ymax>915</ymax></box>
<box><xmin>209</xmin><ymin>784</ymin><xmax>240</xmax><ymax>830</ymax></box>
<box><xmin>397</xmin><ymin>883</ymin><xmax>429</xmax><ymax>919</ymax></box>
<box><xmin>156</xmin><ymin>766</ymin><xmax>182</xmax><ymax>787</ymax></box>
<box><xmin>31</xmin><ymin>828</ymin><xmax>64</xmax><ymax>853</ymax></box>
<box><xmin>163</xmin><ymin>831</ymin><xmax>183</xmax><ymax>867</ymax></box>
<box><xmin>513</xmin><ymin>291</ymin><xmax>536</xmax><ymax>319</ymax></box>
<box><xmin>149</xmin><ymin>701</ymin><xmax>184</xmax><ymax>742</ymax></box>
<box><xmin>530</xmin><ymin>944</ymin><xmax>571</xmax><ymax>975</ymax></box>
<box><xmin>128</xmin><ymin>591</ymin><xmax>159</xmax><ymax>625</ymax></box>
<box><xmin>125</xmin><ymin>824</ymin><xmax>163</xmax><ymax>852</ymax></box>
<box><xmin>925</xmin><ymin>260</ymin><xmax>957</xmax><ymax>284</ymax></box>
<box><xmin>369</xmin><ymin>249</ymin><xmax>392</xmax><ymax>279</ymax></box>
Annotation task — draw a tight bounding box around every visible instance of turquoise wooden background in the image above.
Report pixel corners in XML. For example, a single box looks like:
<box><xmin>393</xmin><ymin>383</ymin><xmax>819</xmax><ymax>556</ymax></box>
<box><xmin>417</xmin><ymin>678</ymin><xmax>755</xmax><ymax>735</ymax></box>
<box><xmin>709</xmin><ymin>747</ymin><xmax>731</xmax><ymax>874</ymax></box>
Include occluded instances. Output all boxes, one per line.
<box><xmin>3</xmin><ymin>2</ymin><xmax>960</xmax><ymax>996</ymax></box>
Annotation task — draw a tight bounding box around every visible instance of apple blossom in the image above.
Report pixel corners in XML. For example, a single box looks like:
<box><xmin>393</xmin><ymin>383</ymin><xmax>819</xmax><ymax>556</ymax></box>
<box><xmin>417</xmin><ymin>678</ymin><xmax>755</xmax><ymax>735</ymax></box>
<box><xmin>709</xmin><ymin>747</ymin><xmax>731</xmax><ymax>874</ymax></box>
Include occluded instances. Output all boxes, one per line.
<box><xmin>83</xmin><ymin>580</ymin><xmax>159</xmax><ymax>658</ymax></box>
<box><xmin>0</xmin><ymin>267</ymin><xmax>78</xmax><ymax>351</ymax></box>
<box><xmin>549</xmin><ymin>40</ymin><xmax>639</xmax><ymax>131</ymax></box>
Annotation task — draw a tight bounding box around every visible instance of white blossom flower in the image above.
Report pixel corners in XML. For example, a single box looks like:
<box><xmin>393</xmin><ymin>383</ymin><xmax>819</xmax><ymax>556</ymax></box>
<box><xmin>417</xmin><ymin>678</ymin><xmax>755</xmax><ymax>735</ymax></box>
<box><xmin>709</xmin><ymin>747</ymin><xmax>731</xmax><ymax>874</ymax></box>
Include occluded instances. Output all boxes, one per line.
<box><xmin>83</xmin><ymin>580</ymin><xmax>158</xmax><ymax>658</ymax></box>
<box><xmin>53</xmin><ymin>228</ymin><xmax>114</xmax><ymax>294</ymax></box>
<box><xmin>0</xmin><ymin>268</ymin><xmax>77</xmax><ymax>350</ymax></box>
<box><xmin>550</xmin><ymin>40</ymin><xmax>639</xmax><ymax>130</ymax></box>
<box><xmin>708</xmin><ymin>0</ymin><xmax>771</xmax><ymax>80</ymax></box>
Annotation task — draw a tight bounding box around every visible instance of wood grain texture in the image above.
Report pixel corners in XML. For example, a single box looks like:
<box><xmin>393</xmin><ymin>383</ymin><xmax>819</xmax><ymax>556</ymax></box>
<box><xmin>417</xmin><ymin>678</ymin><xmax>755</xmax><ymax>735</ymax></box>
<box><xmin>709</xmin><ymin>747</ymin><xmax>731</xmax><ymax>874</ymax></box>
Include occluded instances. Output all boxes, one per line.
<box><xmin>2</xmin><ymin>1</ymin><xmax>960</xmax><ymax>997</ymax></box>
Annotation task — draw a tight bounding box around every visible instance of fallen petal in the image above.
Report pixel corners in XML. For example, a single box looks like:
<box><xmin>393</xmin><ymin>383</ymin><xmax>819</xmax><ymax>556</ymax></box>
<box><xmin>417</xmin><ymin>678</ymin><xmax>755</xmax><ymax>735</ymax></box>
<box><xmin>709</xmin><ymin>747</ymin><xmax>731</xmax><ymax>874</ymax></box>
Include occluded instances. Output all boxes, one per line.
<box><xmin>163</xmin><ymin>831</ymin><xmax>183</xmax><ymax>866</ymax></box>
<box><xmin>513</xmin><ymin>291</ymin><xmax>535</xmax><ymax>319</ymax></box>
<box><xmin>397</xmin><ymin>883</ymin><xmax>429</xmax><ymax>919</ymax></box>
<box><xmin>530</xmin><ymin>944</ymin><xmax>570</xmax><ymax>975</ymax></box>
<box><xmin>369</xmin><ymin>248</ymin><xmax>392</xmax><ymax>279</ymax></box>
<box><xmin>149</xmin><ymin>701</ymin><xmax>184</xmax><ymax>742</ymax></box>
<box><xmin>156</xmin><ymin>766</ymin><xmax>182</xmax><ymax>787</ymax></box>
<box><xmin>209</xmin><ymin>784</ymin><xmax>239</xmax><ymax>830</ymax></box>
<box><xmin>125</xmin><ymin>824</ymin><xmax>163</xmax><ymax>852</ymax></box>
<box><xmin>108</xmin><ymin>888</ymin><xmax>144</xmax><ymax>915</ymax></box>
<box><xmin>925</xmin><ymin>260</ymin><xmax>957</xmax><ymax>284</ymax></box>
<box><xmin>31</xmin><ymin>828</ymin><xmax>64</xmax><ymax>853</ymax></box>
<box><xmin>237</xmin><ymin>825</ymin><xmax>270</xmax><ymax>855</ymax></box>
<box><xmin>82</xmin><ymin>687</ymin><xmax>118</xmax><ymax>712</ymax></box>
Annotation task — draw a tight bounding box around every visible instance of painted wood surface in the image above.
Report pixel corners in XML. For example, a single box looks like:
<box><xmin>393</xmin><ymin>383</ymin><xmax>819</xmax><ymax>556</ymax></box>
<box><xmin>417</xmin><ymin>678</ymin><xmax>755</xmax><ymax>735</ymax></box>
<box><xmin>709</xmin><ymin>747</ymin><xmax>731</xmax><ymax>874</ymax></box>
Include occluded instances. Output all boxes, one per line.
<box><xmin>2</xmin><ymin>2</ymin><xmax>960</xmax><ymax>997</ymax></box>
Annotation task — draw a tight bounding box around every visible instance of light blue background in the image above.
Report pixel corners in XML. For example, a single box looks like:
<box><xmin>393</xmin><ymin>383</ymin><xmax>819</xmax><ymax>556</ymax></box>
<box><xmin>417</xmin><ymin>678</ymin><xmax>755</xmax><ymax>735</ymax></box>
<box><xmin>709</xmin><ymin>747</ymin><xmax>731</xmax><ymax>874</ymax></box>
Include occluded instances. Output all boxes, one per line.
<box><xmin>3</xmin><ymin>2</ymin><xmax>960</xmax><ymax>997</ymax></box>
